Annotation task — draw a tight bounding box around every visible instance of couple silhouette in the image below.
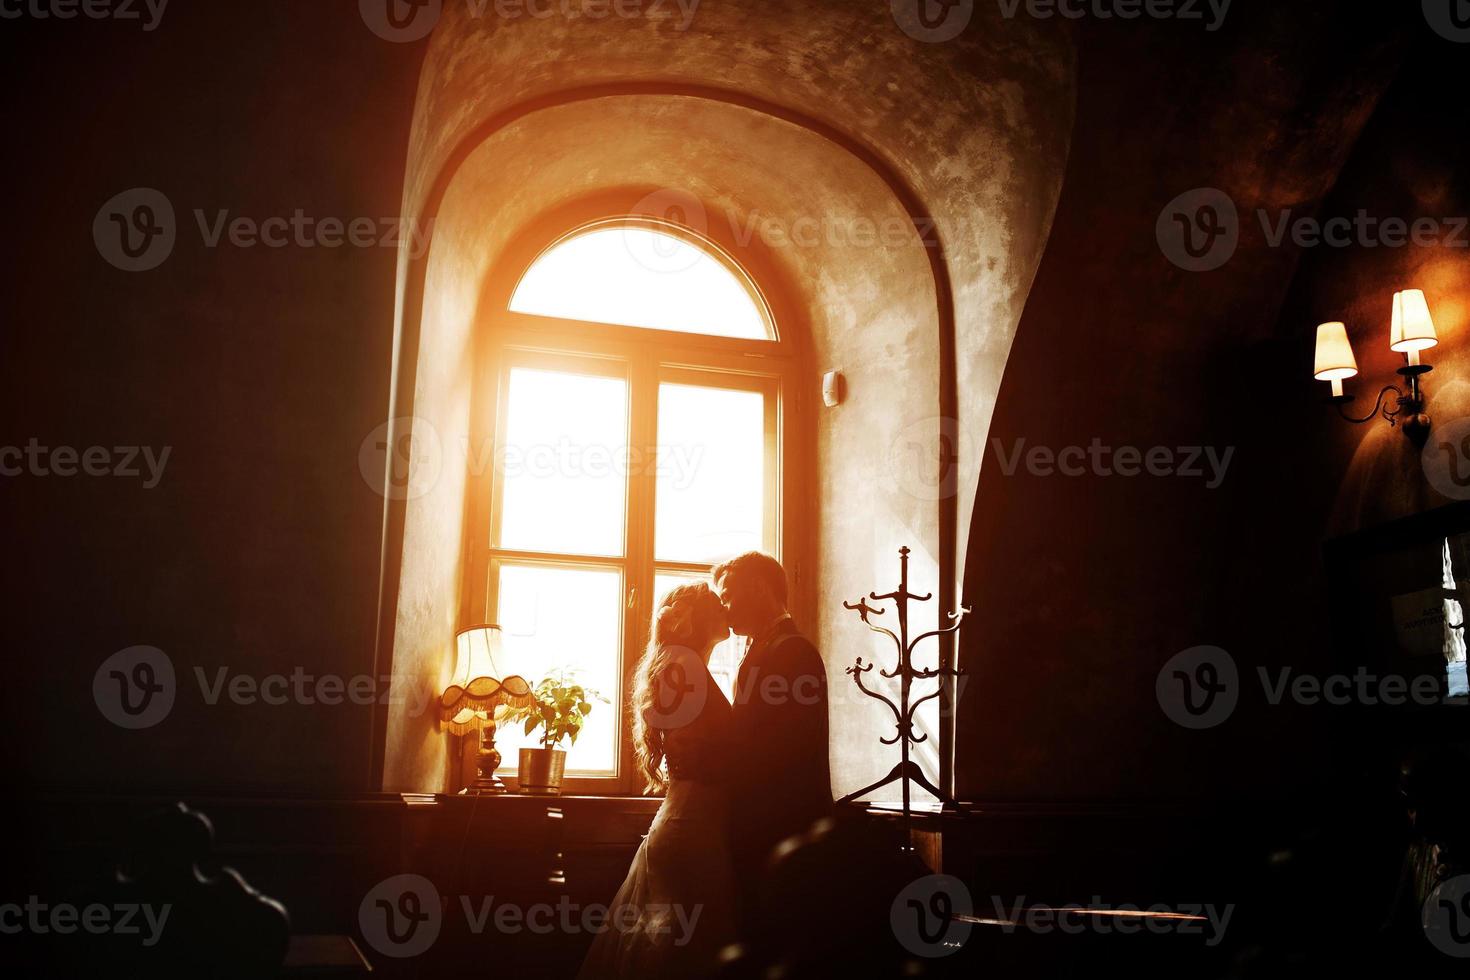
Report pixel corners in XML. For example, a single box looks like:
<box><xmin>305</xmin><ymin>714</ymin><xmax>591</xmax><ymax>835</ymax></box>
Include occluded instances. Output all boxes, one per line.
<box><xmin>577</xmin><ymin>551</ymin><xmax>832</xmax><ymax>978</ymax></box>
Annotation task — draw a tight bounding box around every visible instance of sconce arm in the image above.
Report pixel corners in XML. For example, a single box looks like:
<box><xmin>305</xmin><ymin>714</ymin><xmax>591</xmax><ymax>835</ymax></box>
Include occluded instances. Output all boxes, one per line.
<box><xmin>1333</xmin><ymin>385</ymin><xmax>1407</xmax><ymax>426</ymax></box>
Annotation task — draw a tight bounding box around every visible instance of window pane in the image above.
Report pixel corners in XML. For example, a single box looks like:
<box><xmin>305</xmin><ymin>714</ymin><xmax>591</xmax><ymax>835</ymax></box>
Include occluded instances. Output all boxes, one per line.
<box><xmin>499</xmin><ymin>366</ymin><xmax>627</xmax><ymax>557</ymax></box>
<box><xmin>494</xmin><ymin>563</ymin><xmax>622</xmax><ymax>776</ymax></box>
<box><xmin>655</xmin><ymin>571</ymin><xmax>740</xmax><ymax>705</ymax></box>
<box><xmin>509</xmin><ymin>226</ymin><xmax>771</xmax><ymax>340</ymax></box>
<box><xmin>656</xmin><ymin>383</ymin><xmax>765</xmax><ymax>564</ymax></box>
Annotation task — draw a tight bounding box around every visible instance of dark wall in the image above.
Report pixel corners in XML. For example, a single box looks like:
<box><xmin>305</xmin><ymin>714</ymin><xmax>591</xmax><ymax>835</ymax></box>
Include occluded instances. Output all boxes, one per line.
<box><xmin>1</xmin><ymin>2</ymin><xmax>422</xmax><ymax>793</ymax></box>
<box><xmin>958</xmin><ymin>4</ymin><xmax>1470</xmax><ymax>802</ymax></box>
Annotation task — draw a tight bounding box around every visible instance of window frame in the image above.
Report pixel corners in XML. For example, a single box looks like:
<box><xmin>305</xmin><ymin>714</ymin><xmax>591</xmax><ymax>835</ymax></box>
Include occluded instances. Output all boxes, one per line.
<box><xmin>462</xmin><ymin>218</ymin><xmax>807</xmax><ymax>796</ymax></box>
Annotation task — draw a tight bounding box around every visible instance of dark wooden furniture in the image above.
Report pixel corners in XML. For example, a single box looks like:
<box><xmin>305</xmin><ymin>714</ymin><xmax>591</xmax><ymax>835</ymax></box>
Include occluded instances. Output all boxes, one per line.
<box><xmin>283</xmin><ymin>935</ymin><xmax>372</xmax><ymax>976</ymax></box>
<box><xmin>16</xmin><ymin>790</ymin><xmax>1426</xmax><ymax>977</ymax></box>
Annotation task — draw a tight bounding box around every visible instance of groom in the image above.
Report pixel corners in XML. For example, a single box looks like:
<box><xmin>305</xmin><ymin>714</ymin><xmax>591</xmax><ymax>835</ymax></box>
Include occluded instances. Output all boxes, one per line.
<box><xmin>711</xmin><ymin>551</ymin><xmax>833</xmax><ymax>941</ymax></box>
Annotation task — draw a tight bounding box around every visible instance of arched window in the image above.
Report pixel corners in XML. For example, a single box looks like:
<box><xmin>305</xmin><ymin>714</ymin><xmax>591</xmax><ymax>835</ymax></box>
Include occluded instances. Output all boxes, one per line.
<box><xmin>469</xmin><ymin>218</ymin><xmax>799</xmax><ymax>792</ymax></box>
<box><xmin>510</xmin><ymin>220</ymin><xmax>773</xmax><ymax>340</ymax></box>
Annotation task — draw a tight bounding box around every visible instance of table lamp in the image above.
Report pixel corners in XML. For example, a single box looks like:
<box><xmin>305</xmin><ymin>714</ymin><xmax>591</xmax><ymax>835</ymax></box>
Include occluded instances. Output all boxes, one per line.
<box><xmin>440</xmin><ymin>624</ymin><xmax>535</xmax><ymax>795</ymax></box>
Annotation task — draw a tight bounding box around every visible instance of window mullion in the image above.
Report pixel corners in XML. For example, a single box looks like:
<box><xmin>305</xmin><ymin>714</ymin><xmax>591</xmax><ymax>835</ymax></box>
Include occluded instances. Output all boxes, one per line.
<box><xmin>764</xmin><ymin>378</ymin><xmax>780</xmax><ymax>559</ymax></box>
<box><xmin>622</xmin><ymin>348</ymin><xmax>659</xmax><ymax>792</ymax></box>
<box><xmin>481</xmin><ymin>355</ymin><xmax>514</xmax><ymax>621</ymax></box>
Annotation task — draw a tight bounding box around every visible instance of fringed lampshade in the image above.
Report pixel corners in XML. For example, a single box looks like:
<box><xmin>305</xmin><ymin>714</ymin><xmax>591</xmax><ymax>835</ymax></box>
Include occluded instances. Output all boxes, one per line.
<box><xmin>440</xmin><ymin>624</ymin><xmax>536</xmax><ymax>794</ymax></box>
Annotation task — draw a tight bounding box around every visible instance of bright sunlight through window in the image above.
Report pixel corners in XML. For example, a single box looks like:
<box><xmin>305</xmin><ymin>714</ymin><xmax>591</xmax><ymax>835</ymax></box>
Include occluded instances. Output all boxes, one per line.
<box><xmin>484</xmin><ymin>219</ymin><xmax>785</xmax><ymax>787</ymax></box>
<box><xmin>509</xmin><ymin>223</ymin><xmax>773</xmax><ymax>340</ymax></box>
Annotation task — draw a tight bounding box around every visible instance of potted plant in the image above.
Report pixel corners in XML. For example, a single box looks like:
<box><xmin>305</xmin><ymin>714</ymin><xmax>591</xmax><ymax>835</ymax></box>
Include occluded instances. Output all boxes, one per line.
<box><xmin>498</xmin><ymin>669</ymin><xmax>607</xmax><ymax>795</ymax></box>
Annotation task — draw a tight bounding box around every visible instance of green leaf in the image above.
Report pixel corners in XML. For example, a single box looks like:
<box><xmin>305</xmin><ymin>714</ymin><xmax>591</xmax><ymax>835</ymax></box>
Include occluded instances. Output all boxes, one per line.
<box><xmin>577</xmin><ymin>701</ymin><xmax>591</xmax><ymax>715</ymax></box>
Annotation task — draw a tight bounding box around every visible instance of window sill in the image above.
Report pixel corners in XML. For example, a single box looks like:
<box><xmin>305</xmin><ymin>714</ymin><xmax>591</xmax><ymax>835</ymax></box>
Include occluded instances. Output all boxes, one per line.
<box><xmin>434</xmin><ymin>792</ymin><xmax>661</xmax><ymax>807</ymax></box>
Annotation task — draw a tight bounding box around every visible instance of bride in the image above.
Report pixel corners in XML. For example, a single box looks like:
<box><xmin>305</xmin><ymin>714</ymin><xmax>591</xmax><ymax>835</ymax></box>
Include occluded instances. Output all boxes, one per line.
<box><xmin>577</xmin><ymin>581</ymin><xmax>739</xmax><ymax>979</ymax></box>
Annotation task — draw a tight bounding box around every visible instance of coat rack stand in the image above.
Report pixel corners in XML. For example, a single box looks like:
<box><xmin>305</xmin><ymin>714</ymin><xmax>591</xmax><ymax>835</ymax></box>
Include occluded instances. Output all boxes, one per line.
<box><xmin>837</xmin><ymin>546</ymin><xmax>969</xmax><ymax>844</ymax></box>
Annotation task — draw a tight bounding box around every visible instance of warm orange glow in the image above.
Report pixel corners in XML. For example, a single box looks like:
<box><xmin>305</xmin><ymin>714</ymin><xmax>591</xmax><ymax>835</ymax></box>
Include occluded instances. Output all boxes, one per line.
<box><xmin>486</xmin><ymin>228</ymin><xmax>783</xmax><ymax>789</ymax></box>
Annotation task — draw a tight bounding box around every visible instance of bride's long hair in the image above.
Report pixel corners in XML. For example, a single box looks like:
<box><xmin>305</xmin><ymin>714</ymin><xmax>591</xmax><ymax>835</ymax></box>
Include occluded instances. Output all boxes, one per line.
<box><xmin>631</xmin><ymin>581</ymin><xmax>724</xmax><ymax>794</ymax></box>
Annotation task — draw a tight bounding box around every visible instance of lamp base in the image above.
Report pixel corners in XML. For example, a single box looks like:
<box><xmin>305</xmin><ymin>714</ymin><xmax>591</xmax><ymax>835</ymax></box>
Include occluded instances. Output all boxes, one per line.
<box><xmin>460</xmin><ymin>722</ymin><xmax>508</xmax><ymax>795</ymax></box>
<box><xmin>459</xmin><ymin>778</ymin><xmax>508</xmax><ymax>796</ymax></box>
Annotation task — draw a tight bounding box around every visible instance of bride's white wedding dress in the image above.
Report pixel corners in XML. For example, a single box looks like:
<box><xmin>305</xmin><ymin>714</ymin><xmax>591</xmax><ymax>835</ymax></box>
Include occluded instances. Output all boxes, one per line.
<box><xmin>577</xmin><ymin>666</ymin><xmax>738</xmax><ymax>979</ymax></box>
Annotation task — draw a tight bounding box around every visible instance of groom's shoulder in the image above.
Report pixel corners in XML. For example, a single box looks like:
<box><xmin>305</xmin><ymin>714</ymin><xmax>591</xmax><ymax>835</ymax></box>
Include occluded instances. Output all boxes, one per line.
<box><xmin>769</xmin><ymin>626</ymin><xmax>822</xmax><ymax>674</ymax></box>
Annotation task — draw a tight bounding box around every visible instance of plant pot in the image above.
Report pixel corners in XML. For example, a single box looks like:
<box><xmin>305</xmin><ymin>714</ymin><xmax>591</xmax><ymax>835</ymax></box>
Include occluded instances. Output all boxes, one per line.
<box><xmin>517</xmin><ymin>747</ymin><xmax>566</xmax><ymax>795</ymax></box>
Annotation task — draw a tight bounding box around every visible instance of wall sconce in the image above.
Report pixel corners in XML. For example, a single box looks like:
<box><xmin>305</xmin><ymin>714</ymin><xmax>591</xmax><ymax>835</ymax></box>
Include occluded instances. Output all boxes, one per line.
<box><xmin>1314</xmin><ymin>289</ymin><xmax>1439</xmax><ymax>443</ymax></box>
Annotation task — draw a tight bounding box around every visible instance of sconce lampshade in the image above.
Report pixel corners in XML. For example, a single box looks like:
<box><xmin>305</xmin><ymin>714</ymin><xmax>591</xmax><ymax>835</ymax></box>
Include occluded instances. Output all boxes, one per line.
<box><xmin>1391</xmin><ymin>289</ymin><xmax>1439</xmax><ymax>353</ymax></box>
<box><xmin>439</xmin><ymin>624</ymin><xmax>536</xmax><ymax>736</ymax></box>
<box><xmin>1313</xmin><ymin>321</ymin><xmax>1359</xmax><ymax>382</ymax></box>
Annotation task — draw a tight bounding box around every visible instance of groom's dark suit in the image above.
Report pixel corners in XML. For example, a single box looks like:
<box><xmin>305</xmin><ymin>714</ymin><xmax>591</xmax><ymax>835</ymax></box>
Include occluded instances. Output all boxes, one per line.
<box><xmin>725</xmin><ymin>615</ymin><xmax>833</xmax><ymax>930</ymax></box>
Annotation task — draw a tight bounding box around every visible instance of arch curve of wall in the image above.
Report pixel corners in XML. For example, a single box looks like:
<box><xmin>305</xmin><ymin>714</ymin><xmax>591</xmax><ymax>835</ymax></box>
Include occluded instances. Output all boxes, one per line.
<box><xmin>372</xmin><ymin>5</ymin><xmax>1076</xmax><ymax>796</ymax></box>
